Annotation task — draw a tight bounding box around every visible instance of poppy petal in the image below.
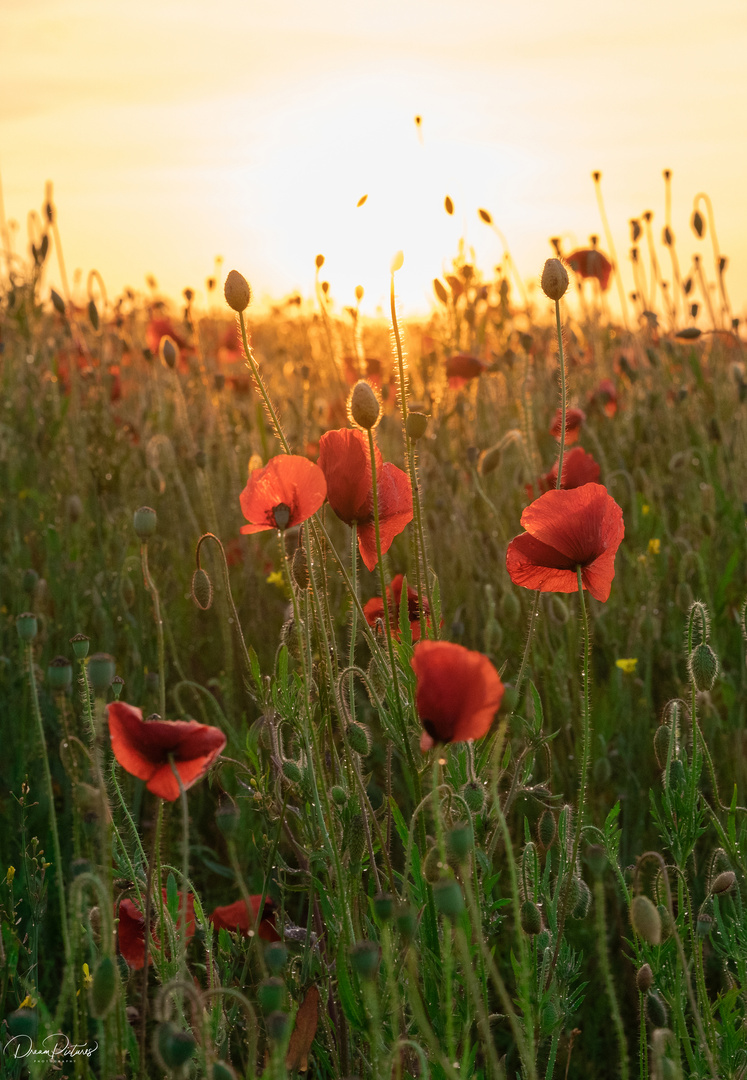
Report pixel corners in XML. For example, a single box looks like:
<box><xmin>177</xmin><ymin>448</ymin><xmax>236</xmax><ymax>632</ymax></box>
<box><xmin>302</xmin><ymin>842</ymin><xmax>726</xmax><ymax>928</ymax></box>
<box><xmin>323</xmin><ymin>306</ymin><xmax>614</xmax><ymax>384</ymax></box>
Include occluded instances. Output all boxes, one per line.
<box><xmin>505</xmin><ymin>534</ymin><xmax>581</xmax><ymax>593</ymax></box>
<box><xmin>240</xmin><ymin>455</ymin><xmax>327</xmax><ymax>533</ymax></box>
<box><xmin>318</xmin><ymin>428</ymin><xmax>378</xmax><ymax>525</ymax></box>
<box><xmin>411</xmin><ymin>641</ymin><xmax>504</xmax><ymax>746</ymax></box>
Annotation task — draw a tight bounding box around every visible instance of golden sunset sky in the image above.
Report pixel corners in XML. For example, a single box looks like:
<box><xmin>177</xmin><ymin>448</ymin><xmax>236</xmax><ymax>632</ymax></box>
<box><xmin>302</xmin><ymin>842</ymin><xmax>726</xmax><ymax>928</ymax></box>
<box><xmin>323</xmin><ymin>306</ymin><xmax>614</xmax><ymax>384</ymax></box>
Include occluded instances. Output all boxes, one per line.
<box><xmin>2</xmin><ymin>0</ymin><xmax>747</xmax><ymax>318</ymax></box>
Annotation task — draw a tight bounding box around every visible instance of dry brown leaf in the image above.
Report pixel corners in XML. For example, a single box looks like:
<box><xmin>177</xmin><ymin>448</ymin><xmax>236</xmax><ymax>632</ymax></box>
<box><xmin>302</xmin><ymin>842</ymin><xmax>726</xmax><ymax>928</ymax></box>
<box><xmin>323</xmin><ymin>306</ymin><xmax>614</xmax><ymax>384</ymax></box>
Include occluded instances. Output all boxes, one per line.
<box><xmin>285</xmin><ymin>985</ymin><xmax>319</xmax><ymax>1074</ymax></box>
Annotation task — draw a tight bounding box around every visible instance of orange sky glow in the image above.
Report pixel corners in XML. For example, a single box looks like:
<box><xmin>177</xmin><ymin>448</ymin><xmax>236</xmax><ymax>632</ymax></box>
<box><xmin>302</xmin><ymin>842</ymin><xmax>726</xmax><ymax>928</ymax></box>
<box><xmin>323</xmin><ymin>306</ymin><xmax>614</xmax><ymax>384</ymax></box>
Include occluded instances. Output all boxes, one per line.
<box><xmin>2</xmin><ymin>0</ymin><xmax>747</xmax><ymax>321</ymax></box>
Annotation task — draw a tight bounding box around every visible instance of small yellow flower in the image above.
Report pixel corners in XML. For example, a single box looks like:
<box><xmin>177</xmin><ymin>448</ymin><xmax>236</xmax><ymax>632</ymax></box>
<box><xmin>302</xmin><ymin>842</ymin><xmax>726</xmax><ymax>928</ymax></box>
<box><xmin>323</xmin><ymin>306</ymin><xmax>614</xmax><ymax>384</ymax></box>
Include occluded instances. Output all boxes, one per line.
<box><xmin>642</xmin><ymin>504</ymin><xmax>650</xmax><ymax>516</ymax></box>
<box><xmin>82</xmin><ymin>963</ymin><xmax>93</xmax><ymax>988</ymax></box>
<box><xmin>648</xmin><ymin>538</ymin><xmax>661</xmax><ymax>555</ymax></box>
<box><xmin>616</xmin><ymin>658</ymin><xmax>638</xmax><ymax>674</ymax></box>
<box><xmin>265</xmin><ymin>570</ymin><xmax>285</xmax><ymax>590</ymax></box>
<box><xmin>5</xmin><ymin>866</ymin><xmax>15</xmax><ymax>884</ymax></box>
<box><xmin>19</xmin><ymin>994</ymin><xmax>36</xmax><ymax>1009</ymax></box>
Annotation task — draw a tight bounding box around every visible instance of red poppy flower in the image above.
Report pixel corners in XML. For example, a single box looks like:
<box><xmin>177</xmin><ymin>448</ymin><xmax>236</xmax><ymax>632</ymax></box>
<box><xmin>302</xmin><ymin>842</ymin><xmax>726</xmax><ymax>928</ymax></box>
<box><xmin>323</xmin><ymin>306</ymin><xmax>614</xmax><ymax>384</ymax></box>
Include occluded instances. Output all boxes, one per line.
<box><xmin>317</xmin><ymin>429</ymin><xmax>412</xmax><ymax>572</ymax></box>
<box><xmin>537</xmin><ymin>447</ymin><xmax>600</xmax><ymax>494</ymax></box>
<box><xmin>118</xmin><ymin>889</ymin><xmax>196</xmax><ymax>969</ymax></box>
<box><xmin>506</xmin><ymin>483</ymin><xmax>624</xmax><ymax>603</ymax></box>
<box><xmin>363</xmin><ymin>574</ymin><xmax>432</xmax><ymax>641</ymax></box>
<box><xmin>217</xmin><ymin>321</ymin><xmax>244</xmax><ymax>366</ymax></box>
<box><xmin>239</xmin><ymin>455</ymin><xmax>327</xmax><ymax>534</ymax></box>
<box><xmin>566</xmin><ymin>249</ymin><xmax>613</xmax><ymax>291</ymax></box>
<box><xmin>107</xmin><ymin>702</ymin><xmax>227</xmax><ymax>801</ymax></box>
<box><xmin>146</xmin><ymin>316</ymin><xmax>189</xmax><ymax>357</ymax></box>
<box><xmin>446</xmin><ymin>353</ymin><xmax>487</xmax><ymax>389</ymax></box>
<box><xmin>550</xmin><ymin>407</ymin><xmax>585</xmax><ymax>445</ymax></box>
<box><xmin>411</xmin><ymin>641</ymin><xmax>504</xmax><ymax>752</ymax></box>
<box><xmin>590</xmin><ymin>378</ymin><xmax>618</xmax><ymax>417</ymax></box>
<box><xmin>210</xmin><ymin>896</ymin><xmax>280</xmax><ymax>942</ymax></box>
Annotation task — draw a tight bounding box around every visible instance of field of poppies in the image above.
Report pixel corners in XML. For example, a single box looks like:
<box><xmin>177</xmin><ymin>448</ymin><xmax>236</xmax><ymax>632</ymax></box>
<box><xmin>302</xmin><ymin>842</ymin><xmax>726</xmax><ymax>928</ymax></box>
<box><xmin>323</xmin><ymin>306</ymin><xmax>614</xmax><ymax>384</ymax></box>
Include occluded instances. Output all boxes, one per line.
<box><xmin>2</xmin><ymin>187</ymin><xmax>747</xmax><ymax>1080</ymax></box>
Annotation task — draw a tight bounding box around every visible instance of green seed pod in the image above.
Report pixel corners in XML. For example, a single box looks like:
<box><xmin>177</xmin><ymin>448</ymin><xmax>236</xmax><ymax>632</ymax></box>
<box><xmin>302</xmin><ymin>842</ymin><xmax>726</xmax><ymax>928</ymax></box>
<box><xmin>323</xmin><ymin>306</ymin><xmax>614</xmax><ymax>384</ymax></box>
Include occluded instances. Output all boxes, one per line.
<box><xmin>69</xmin><ymin>632</ymin><xmax>90</xmax><ymax>660</ymax></box>
<box><xmin>347</xmin><ymin>723</ymin><xmax>371</xmax><ymax>756</ymax></box>
<box><xmin>87</xmin><ymin>652</ymin><xmax>116</xmax><ymax>696</ymax></box>
<box><xmin>537</xmin><ymin>810</ymin><xmax>556</xmax><ymax>850</ymax></box>
<box><xmin>373</xmin><ymin>893</ymin><xmax>394</xmax><ymax>922</ymax></box>
<box><xmin>710</xmin><ymin>870</ymin><xmax>736</xmax><ymax>895</ymax></box>
<box><xmin>462</xmin><ymin>781</ymin><xmax>486</xmax><ymax>814</ymax></box>
<box><xmin>331</xmin><ymin>785</ymin><xmax>348</xmax><ymax>807</ymax></box>
<box><xmin>636</xmin><ymin>963</ymin><xmax>654</xmax><ymax>993</ymax></box>
<box><xmin>211</xmin><ymin>1062</ymin><xmax>238</xmax><ymax>1080</ymax></box>
<box><xmin>540</xmin><ymin>1001</ymin><xmax>560</xmax><ymax>1035</ymax></box>
<box><xmin>224</xmin><ymin>270</ymin><xmax>252</xmax><ymax>312</ymax></box>
<box><xmin>281</xmin><ymin>760</ymin><xmax>303</xmax><ymax>785</ymax></box>
<box><xmin>215</xmin><ymin>797</ymin><xmax>241</xmax><ymax>838</ymax></box>
<box><xmin>630</xmin><ymin>895</ymin><xmax>662</xmax><ymax>945</ymax></box>
<box><xmin>264</xmin><ymin>941</ymin><xmax>288</xmax><ymax>975</ymax></box>
<box><xmin>646</xmin><ymin>991</ymin><xmax>668</xmax><ymax>1028</ymax></box>
<box><xmin>520</xmin><ymin>899</ymin><xmax>542</xmax><ymax>935</ymax></box>
<box><xmin>406</xmin><ymin>412</ymin><xmax>429</xmax><ymax>441</ymax></box>
<box><xmin>349</xmin><ymin>941</ymin><xmax>380</xmax><ymax>980</ymax></box>
<box><xmin>48</xmin><ymin>655</ymin><xmax>73</xmax><ymax>691</ymax></box>
<box><xmin>133</xmin><ymin>506</ymin><xmax>157</xmax><ymax>540</ymax></box>
<box><xmin>16</xmin><ymin>612</ymin><xmax>38</xmax><ymax>642</ymax></box>
<box><xmin>191</xmin><ymin>568</ymin><xmax>214</xmax><ymax>611</ymax></box>
<box><xmin>258</xmin><ymin>977</ymin><xmax>285</xmax><ymax>1013</ymax></box>
<box><xmin>155</xmin><ymin>1022</ymin><xmax>196</xmax><ymax>1069</ymax></box>
<box><xmin>433</xmin><ymin>878</ymin><xmax>464</xmax><ymax>919</ymax></box>
<box><xmin>688</xmin><ymin>642</ymin><xmax>718</xmax><ymax>691</ymax></box>
<box><xmin>571</xmin><ymin>878</ymin><xmax>592</xmax><ymax>920</ymax></box>
<box><xmin>447</xmin><ymin>826</ymin><xmax>473</xmax><ymax>862</ymax></box>
<box><xmin>89</xmin><ymin>956</ymin><xmax>117</xmax><ymax>1018</ymax></box>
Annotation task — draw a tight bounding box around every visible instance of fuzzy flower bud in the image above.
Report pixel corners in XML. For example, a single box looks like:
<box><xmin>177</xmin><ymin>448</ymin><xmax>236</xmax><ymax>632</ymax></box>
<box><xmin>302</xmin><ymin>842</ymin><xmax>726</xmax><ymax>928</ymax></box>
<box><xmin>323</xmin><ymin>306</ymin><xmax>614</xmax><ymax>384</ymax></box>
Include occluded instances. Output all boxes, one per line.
<box><xmin>349</xmin><ymin>380</ymin><xmax>380</xmax><ymax>430</ymax></box>
<box><xmin>541</xmin><ymin>258</ymin><xmax>569</xmax><ymax>301</ymax></box>
<box><xmin>224</xmin><ymin>270</ymin><xmax>252</xmax><ymax>313</ymax></box>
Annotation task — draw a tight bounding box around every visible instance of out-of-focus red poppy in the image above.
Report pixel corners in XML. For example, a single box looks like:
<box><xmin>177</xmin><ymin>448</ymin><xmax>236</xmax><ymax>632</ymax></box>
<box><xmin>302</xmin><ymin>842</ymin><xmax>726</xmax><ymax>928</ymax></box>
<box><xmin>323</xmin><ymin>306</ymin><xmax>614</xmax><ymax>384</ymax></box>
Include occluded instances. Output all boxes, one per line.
<box><xmin>107</xmin><ymin>702</ymin><xmax>226</xmax><ymax>801</ymax></box>
<box><xmin>118</xmin><ymin>888</ymin><xmax>196</xmax><ymax>969</ymax></box>
<box><xmin>446</xmin><ymin>353</ymin><xmax>487</xmax><ymax>389</ymax></box>
<box><xmin>343</xmin><ymin>356</ymin><xmax>384</xmax><ymax>390</ymax></box>
<box><xmin>210</xmin><ymin>896</ymin><xmax>280</xmax><ymax>942</ymax></box>
<box><xmin>550</xmin><ymin>407</ymin><xmax>585</xmax><ymax>445</ymax></box>
<box><xmin>218</xmin><ymin>321</ymin><xmax>244</xmax><ymax>365</ymax></box>
<box><xmin>411</xmin><ymin>641</ymin><xmax>504</xmax><ymax>752</ymax></box>
<box><xmin>317</xmin><ymin>429</ymin><xmax>413</xmax><ymax>572</ymax></box>
<box><xmin>146</xmin><ymin>316</ymin><xmax>189</xmax><ymax>357</ymax></box>
<box><xmin>223</xmin><ymin>537</ymin><xmax>244</xmax><ymax>568</ymax></box>
<box><xmin>566</xmin><ymin>249</ymin><xmax>613</xmax><ymax>291</ymax></box>
<box><xmin>363</xmin><ymin>574</ymin><xmax>434</xmax><ymax>641</ymax></box>
<box><xmin>536</xmin><ymin>447</ymin><xmax>600</xmax><ymax>494</ymax></box>
<box><xmin>506</xmin><ymin>483</ymin><xmax>624</xmax><ymax>603</ymax></box>
<box><xmin>590</xmin><ymin>378</ymin><xmax>618</xmax><ymax>417</ymax></box>
<box><xmin>239</xmin><ymin>455</ymin><xmax>327</xmax><ymax>534</ymax></box>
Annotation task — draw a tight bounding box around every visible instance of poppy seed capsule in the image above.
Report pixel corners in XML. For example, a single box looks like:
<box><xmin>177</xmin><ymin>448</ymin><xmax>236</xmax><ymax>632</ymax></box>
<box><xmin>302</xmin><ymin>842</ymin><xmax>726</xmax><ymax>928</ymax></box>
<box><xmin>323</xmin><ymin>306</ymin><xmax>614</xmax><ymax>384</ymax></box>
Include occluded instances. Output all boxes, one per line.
<box><xmin>16</xmin><ymin>612</ymin><xmax>37</xmax><ymax>642</ymax></box>
<box><xmin>133</xmin><ymin>506</ymin><xmax>157</xmax><ymax>540</ymax></box>
<box><xmin>48</xmin><ymin>655</ymin><xmax>73</xmax><ymax>691</ymax></box>
<box><xmin>350</xmin><ymin>941</ymin><xmax>380</xmax><ymax>979</ymax></box>
<box><xmin>191</xmin><ymin>568</ymin><xmax>214</xmax><ymax>611</ymax></box>
<box><xmin>406</xmin><ymin>411</ymin><xmax>429</xmax><ymax>441</ymax></box>
<box><xmin>688</xmin><ymin>642</ymin><xmax>718</xmax><ymax>691</ymax></box>
<box><xmin>258</xmin><ymin>978</ymin><xmax>284</xmax><ymax>1013</ymax></box>
<box><xmin>224</xmin><ymin>270</ymin><xmax>252</xmax><ymax>312</ymax></box>
<box><xmin>70</xmin><ymin>632</ymin><xmax>90</xmax><ymax>660</ymax></box>
<box><xmin>111</xmin><ymin>675</ymin><xmax>125</xmax><ymax>700</ymax></box>
<box><xmin>711</xmin><ymin>870</ymin><xmax>736</xmax><ymax>895</ymax></box>
<box><xmin>349</xmin><ymin>380</ymin><xmax>380</xmax><ymax>430</ymax></box>
<box><xmin>155</xmin><ymin>1022</ymin><xmax>196</xmax><ymax>1070</ymax></box>
<box><xmin>636</xmin><ymin>962</ymin><xmax>654</xmax><ymax>993</ymax></box>
<box><xmin>87</xmin><ymin>653</ymin><xmax>116</xmax><ymax>695</ymax></box>
<box><xmin>212</xmin><ymin>1063</ymin><xmax>238</xmax><ymax>1080</ymax></box>
<box><xmin>264</xmin><ymin>941</ymin><xmax>288</xmax><ymax>974</ymax></box>
<box><xmin>373</xmin><ymin>892</ymin><xmax>394</xmax><ymax>922</ymax></box>
<box><xmin>266</xmin><ymin>1010</ymin><xmax>289</xmax><ymax>1041</ymax></box>
<box><xmin>541</xmin><ymin>258</ymin><xmax>569</xmax><ymax>302</ymax></box>
<box><xmin>630</xmin><ymin>895</ymin><xmax>662</xmax><ymax>945</ymax></box>
<box><xmin>447</xmin><ymin>825</ymin><xmax>473</xmax><ymax>862</ymax></box>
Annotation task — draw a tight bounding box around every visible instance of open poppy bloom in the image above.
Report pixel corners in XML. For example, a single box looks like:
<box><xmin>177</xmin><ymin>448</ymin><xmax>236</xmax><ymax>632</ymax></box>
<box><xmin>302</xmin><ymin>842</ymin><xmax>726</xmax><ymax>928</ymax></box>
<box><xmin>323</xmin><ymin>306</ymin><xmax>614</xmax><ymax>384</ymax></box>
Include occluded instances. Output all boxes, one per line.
<box><xmin>240</xmin><ymin>454</ymin><xmax>327</xmax><ymax>534</ymax></box>
<box><xmin>566</xmin><ymin>248</ymin><xmax>613</xmax><ymax>291</ymax></box>
<box><xmin>411</xmin><ymin>641</ymin><xmax>504</xmax><ymax>752</ymax></box>
<box><xmin>536</xmin><ymin>447</ymin><xmax>600</xmax><ymax>494</ymax></box>
<box><xmin>506</xmin><ymin>483</ymin><xmax>624</xmax><ymax>603</ymax></box>
<box><xmin>107</xmin><ymin>702</ymin><xmax>227</xmax><ymax>801</ymax></box>
<box><xmin>550</xmin><ymin>407</ymin><xmax>585</xmax><ymax>445</ymax></box>
<box><xmin>318</xmin><ymin>428</ymin><xmax>412</xmax><ymax>571</ymax></box>
<box><xmin>363</xmin><ymin>574</ymin><xmax>433</xmax><ymax>641</ymax></box>
<box><xmin>446</xmin><ymin>353</ymin><xmax>487</xmax><ymax>389</ymax></box>
<box><xmin>118</xmin><ymin>888</ymin><xmax>196</xmax><ymax>969</ymax></box>
<box><xmin>210</xmin><ymin>896</ymin><xmax>280</xmax><ymax>942</ymax></box>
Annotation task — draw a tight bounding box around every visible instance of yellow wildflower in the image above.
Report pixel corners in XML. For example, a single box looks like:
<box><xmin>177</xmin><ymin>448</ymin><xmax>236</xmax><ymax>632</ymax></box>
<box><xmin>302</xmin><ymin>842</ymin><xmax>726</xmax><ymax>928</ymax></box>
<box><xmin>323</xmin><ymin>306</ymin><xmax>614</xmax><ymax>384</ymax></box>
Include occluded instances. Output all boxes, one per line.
<box><xmin>642</xmin><ymin>504</ymin><xmax>650</xmax><ymax>516</ymax></box>
<box><xmin>19</xmin><ymin>994</ymin><xmax>37</xmax><ymax>1009</ymax></box>
<box><xmin>5</xmin><ymin>866</ymin><xmax>15</xmax><ymax>884</ymax></box>
<box><xmin>648</xmin><ymin>538</ymin><xmax>661</xmax><ymax>555</ymax></box>
<box><xmin>265</xmin><ymin>570</ymin><xmax>286</xmax><ymax>590</ymax></box>
<box><xmin>616</xmin><ymin>658</ymin><xmax>638</xmax><ymax>674</ymax></box>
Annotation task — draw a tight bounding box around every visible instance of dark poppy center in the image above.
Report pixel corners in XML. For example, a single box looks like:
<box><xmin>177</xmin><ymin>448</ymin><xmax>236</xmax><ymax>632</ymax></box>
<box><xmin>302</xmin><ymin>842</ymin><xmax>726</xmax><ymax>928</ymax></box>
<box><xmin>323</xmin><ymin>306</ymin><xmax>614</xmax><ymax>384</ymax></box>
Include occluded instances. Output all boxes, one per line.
<box><xmin>272</xmin><ymin>502</ymin><xmax>291</xmax><ymax>530</ymax></box>
<box><xmin>422</xmin><ymin>718</ymin><xmax>449</xmax><ymax>745</ymax></box>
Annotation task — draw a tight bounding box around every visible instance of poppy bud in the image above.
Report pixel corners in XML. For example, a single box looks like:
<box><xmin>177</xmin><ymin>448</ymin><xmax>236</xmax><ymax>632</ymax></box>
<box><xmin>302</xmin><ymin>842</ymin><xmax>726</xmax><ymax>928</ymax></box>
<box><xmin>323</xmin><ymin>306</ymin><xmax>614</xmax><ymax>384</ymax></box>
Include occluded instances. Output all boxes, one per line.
<box><xmin>541</xmin><ymin>258</ymin><xmax>569</xmax><ymax>302</ymax></box>
<box><xmin>48</xmin><ymin>655</ymin><xmax>73</xmax><ymax>691</ymax></box>
<box><xmin>657</xmin><ymin>903</ymin><xmax>673</xmax><ymax>940</ymax></box>
<box><xmin>266</xmin><ymin>1010</ymin><xmax>289</xmax><ymax>1041</ymax></box>
<box><xmin>630</xmin><ymin>895</ymin><xmax>661</xmax><ymax>945</ymax></box>
<box><xmin>160</xmin><ymin>336</ymin><xmax>178</xmax><ymax>369</ymax></box>
<box><xmin>520</xmin><ymin>899</ymin><xmax>542</xmax><ymax>935</ymax></box>
<box><xmin>373</xmin><ymin>893</ymin><xmax>394</xmax><ymax>922</ymax></box>
<box><xmin>347</xmin><ymin>813</ymin><xmax>366</xmax><ymax>866</ymax></box>
<box><xmin>433</xmin><ymin>878</ymin><xmax>464</xmax><ymax>919</ymax></box>
<box><xmin>16</xmin><ymin>612</ymin><xmax>37</xmax><ymax>642</ymax></box>
<box><xmin>446</xmin><ymin>825</ymin><xmax>472</xmax><ymax>862</ymax></box>
<box><xmin>88</xmin><ymin>299</ymin><xmax>99</xmax><ymax>331</ymax></box>
<box><xmin>350</xmin><ymin>940</ymin><xmax>380</xmax><ymax>980</ymax></box>
<box><xmin>478</xmin><ymin>208</ymin><xmax>493</xmax><ymax>224</ymax></box>
<box><xmin>87</xmin><ymin>653</ymin><xmax>116</xmax><ymax>696</ymax></box>
<box><xmin>315</xmin><ymin>254</ymin><xmax>325</xmax><ymax>269</ymax></box>
<box><xmin>133</xmin><ymin>506</ymin><xmax>157</xmax><ymax>540</ymax></box>
<box><xmin>696</xmin><ymin>912</ymin><xmax>713</xmax><ymax>939</ymax></box>
<box><xmin>537</xmin><ymin>810</ymin><xmax>556</xmax><ymax>850</ymax></box>
<box><xmin>331</xmin><ymin>785</ymin><xmax>347</xmax><ymax>807</ymax></box>
<box><xmin>349</xmin><ymin>380</ymin><xmax>380</xmax><ymax>430</ymax></box>
<box><xmin>347</xmin><ymin>723</ymin><xmax>371</xmax><ymax>756</ymax></box>
<box><xmin>653</xmin><ymin>724</ymin><xmax>673</xmax><ymax>770</ymax></box>
<box><xmin>636</xmin><ymin>963</ymin><xmax>654</xmax><ymax>993</ymax></box>
<box><xmin>111</xmin><ymin>675</ymin><xmax>125</xmax><ymax>700</ymax></box>
<box><xmin>691</xmin><ymin>210</ymin><xmax>705</xmax><ymax>238</ymax></box>
<box><xmin>51</xmin><ymin>288</ymin><xmax>66</xmax><ymax>314</ymax></box>
<box><xmin>191</xmin><ymin>568</ymin><xmax>214</xmax><ymax>611</ymax></box>
<box><xmin>396</xmin><ymin>908</ymin><xmax>417</xmax><ymax>941</ymax></box>
<box><xmin>258</xmin><ymin>977</ymin><xmax>285</xmax><ymax>1013</ymax></box>
<box><xmin>406</xmin><ymin>411</ymin><xmax>429</xmax><ymax>441</ymax></box>
<box><xmin>89</xmin><ymin>956</ymin><xmax>117</xmax><ymax>1018</ymax></box>
<box><xmin>7</xmin><ymin>1009</ymin><xmax>38</xmax><ymax>1040</ymax></box>
<box><xmin>571</xmin><ymin>878</ymin><xmax>592</xmax><ymax>920</ymax></box>
<box><xmin>462</xmin><ymin>781</ymin><xmax>486</xmax><ymax>814</ymax></box>
<box><xmin>155</xmin><ymin>1022</ymin><xmax>196</xmax><ymax>1069</ymax></box>
<box><xmin>264</xmin><ymin>941</ymin><xmax>288</xmax><ymax>974</ymax></box>
<box><xmin>711</xmin><ymin>870</ymin><xmax>736</xmax><ymax>895</ymax></box>
<box><xmin>688</xmin><ymin>642</ymin><xmax>718</xmax><ymax>691</ymax></box>
<box><xmin>355</xmin><ymin>284</ymin><xmax>364</xmax><ymax>302</ymax></box>
<box><xmin>282</xmin><ymin>760</ymin><xmax>303</xmax><ymax>785</ymax></box>
<box><xmin>479</xmin><ymin>445</ymin><xmax>502</xmax><ymax>476</ymax></box>
<box><xmin>211</xmin><ymin>1063</ymin><xmax>238</xmax><ymax>1080</ymax></box>
<box><xmin>291</xmin><ymin>547</ymin><xmax>309</xmax><ymax>590</ymax></box>
<box><xmin>433</xmin><ymin>278</ymin><xmax>449</xmax><ymax>304</ymax></box>
<box><xmin>391</xmin><ymin>251</ymin><xmax>404</xmax><ymax>273</ymax></box>
<box><xmin>585</xmin><ymin>844</ymin><xmax>607</xmax><ymax>878</ymax></box>
<box><xmin>224</xmin><ymin>270</ymin><xmax>252</xmax><ymax>312</ymax></box>
<box><xmin>646</xmin><ymin>991</ymin><xmax>668</xmax><ymax>1028</ymax></box>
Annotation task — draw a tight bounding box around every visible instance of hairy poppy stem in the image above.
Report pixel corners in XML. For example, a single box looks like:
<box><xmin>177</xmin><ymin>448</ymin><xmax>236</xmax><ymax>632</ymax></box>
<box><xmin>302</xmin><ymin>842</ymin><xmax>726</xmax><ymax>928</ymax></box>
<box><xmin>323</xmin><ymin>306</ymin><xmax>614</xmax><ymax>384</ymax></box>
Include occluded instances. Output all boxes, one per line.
<box><xmin>237</xmin><ymin>310</ymin><xmax>291</xmax><ymax>454</ymax></box>
<box><xmin>139</xmin><ymin>800</ymin><xmax>164</xmax><ymax>1078</ymax></box>
<box><xmin>168</xmin><ymin>758</ymin><xmax>190</xmax><ymax>979</ymax></box>
<box><xmin>554</xmin><ymin>298</ymin><xmax>567</xmax><ymax>492</ymax></box>
<box><xmin>140</xmin><ymin>539</ymin><xmax>166</xmax><ymax>721</ymax></box>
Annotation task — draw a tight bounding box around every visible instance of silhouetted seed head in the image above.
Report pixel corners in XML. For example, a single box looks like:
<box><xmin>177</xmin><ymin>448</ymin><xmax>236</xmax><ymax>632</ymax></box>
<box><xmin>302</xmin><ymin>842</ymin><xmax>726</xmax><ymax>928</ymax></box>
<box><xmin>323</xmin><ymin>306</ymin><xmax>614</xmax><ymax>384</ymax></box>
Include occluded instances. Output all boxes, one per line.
<box><xmin>478</xmin><ymin>208</ymin><xmax>492</xmax><ymax>224</ymax></box>
<box><xmin>355</xmin><ymin>284</ymin><xmax>364</xmax><ymax>301</ymax></box>
<box><xmin>549</xmin><ymin>237</ymin><xmax>562</xmax><ymax>256</ymax></box>
<box><xmin>315</xmin><ymin>253</ymin><xmax>325</xmax><ymax>269</ymax></box>
<box><xmin>444</xmin><ymin>195</ymin><xmax>454</xmax><ymax>215</ymax></box>
<box><xmin>719</xmin><ymin>255</ymin><xmax>728</xmax><ymax>273</ymax></box>
<box><xmin>630</xmin><ymin>895</ymin><xmax>661</xmax><ymax>945</ymax></box>
<box><xmin>433</xmin><ymin>278</ymin><xmax>449</xmax><ymax>304</ymax></box>
<box><xmin>224</xmin><ymin>270</ymin><xmax>252</xmax><ymax>312</ymax></box>
<box><xmin>691</xmin><ymin>210</ymin><xmax>705</xmax><ymax>238</ymax></box>
<box><xmin>133</xmin><ymin>506</ymin><xmax>157</xmax><ymax>540</ymax></box>
<box><xmin>636</xmin><ymin>963</ymin><xmax>654</xmax><ymax>993</ymax></box>
<box><xmin>159</xmin><ymin>336</ymin><xmax>178</xmax><ymax>369</ymax></box>
<box><xmin>541</xmin><ymin>258</ymin><xmax>569</xmax><ymax>302</ymax></box>
<box><xmin>592</xmin><ymin>170</ymin><xmax>601</xmax><ymax>182</ymax></box>
<box><xmin>391</xmin><ymin>250</ymin><xmax>404</xmax><ymax>273</ymax></box>
<box><xmin>406</xmin><ymin>411</ymin><xmax>429</xmax><ymax>441</ymax></box>
<box><xmin>662</xmin><ymin>226</ymin><xmax>673</xmax><ymax>246</ymax></box>
<box><xmin>349</xmin><ymin>380</ymin><xmax>380</xmax><ymax>430</ymax></box>
<box><xmin>321</xmin><ymin>281</ymin><xmax>329</xmax><ymax>295</ymax></box>
<box><xmin>663</xmin><ymin>168</ymin><xmax>671</xmax><ymax>180</ymax></box>
<box><xmin>630</xmin><ymin>219</ymin><xmax>642</xmax><ymax>242</ymax></box>
<box><xmin>643</xmin><ymin>210</ymin><xmax>653</xmax><ymax>223</ymax></box>
<box><xmin>191</xmin><ymin>568</ymin><xmax>214</xmax><ymax>611</ymax></box>
<box><xmin>51</xmin><ymin>288</ymin><xmax>66</xmax><ymax>314</ymax></box>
